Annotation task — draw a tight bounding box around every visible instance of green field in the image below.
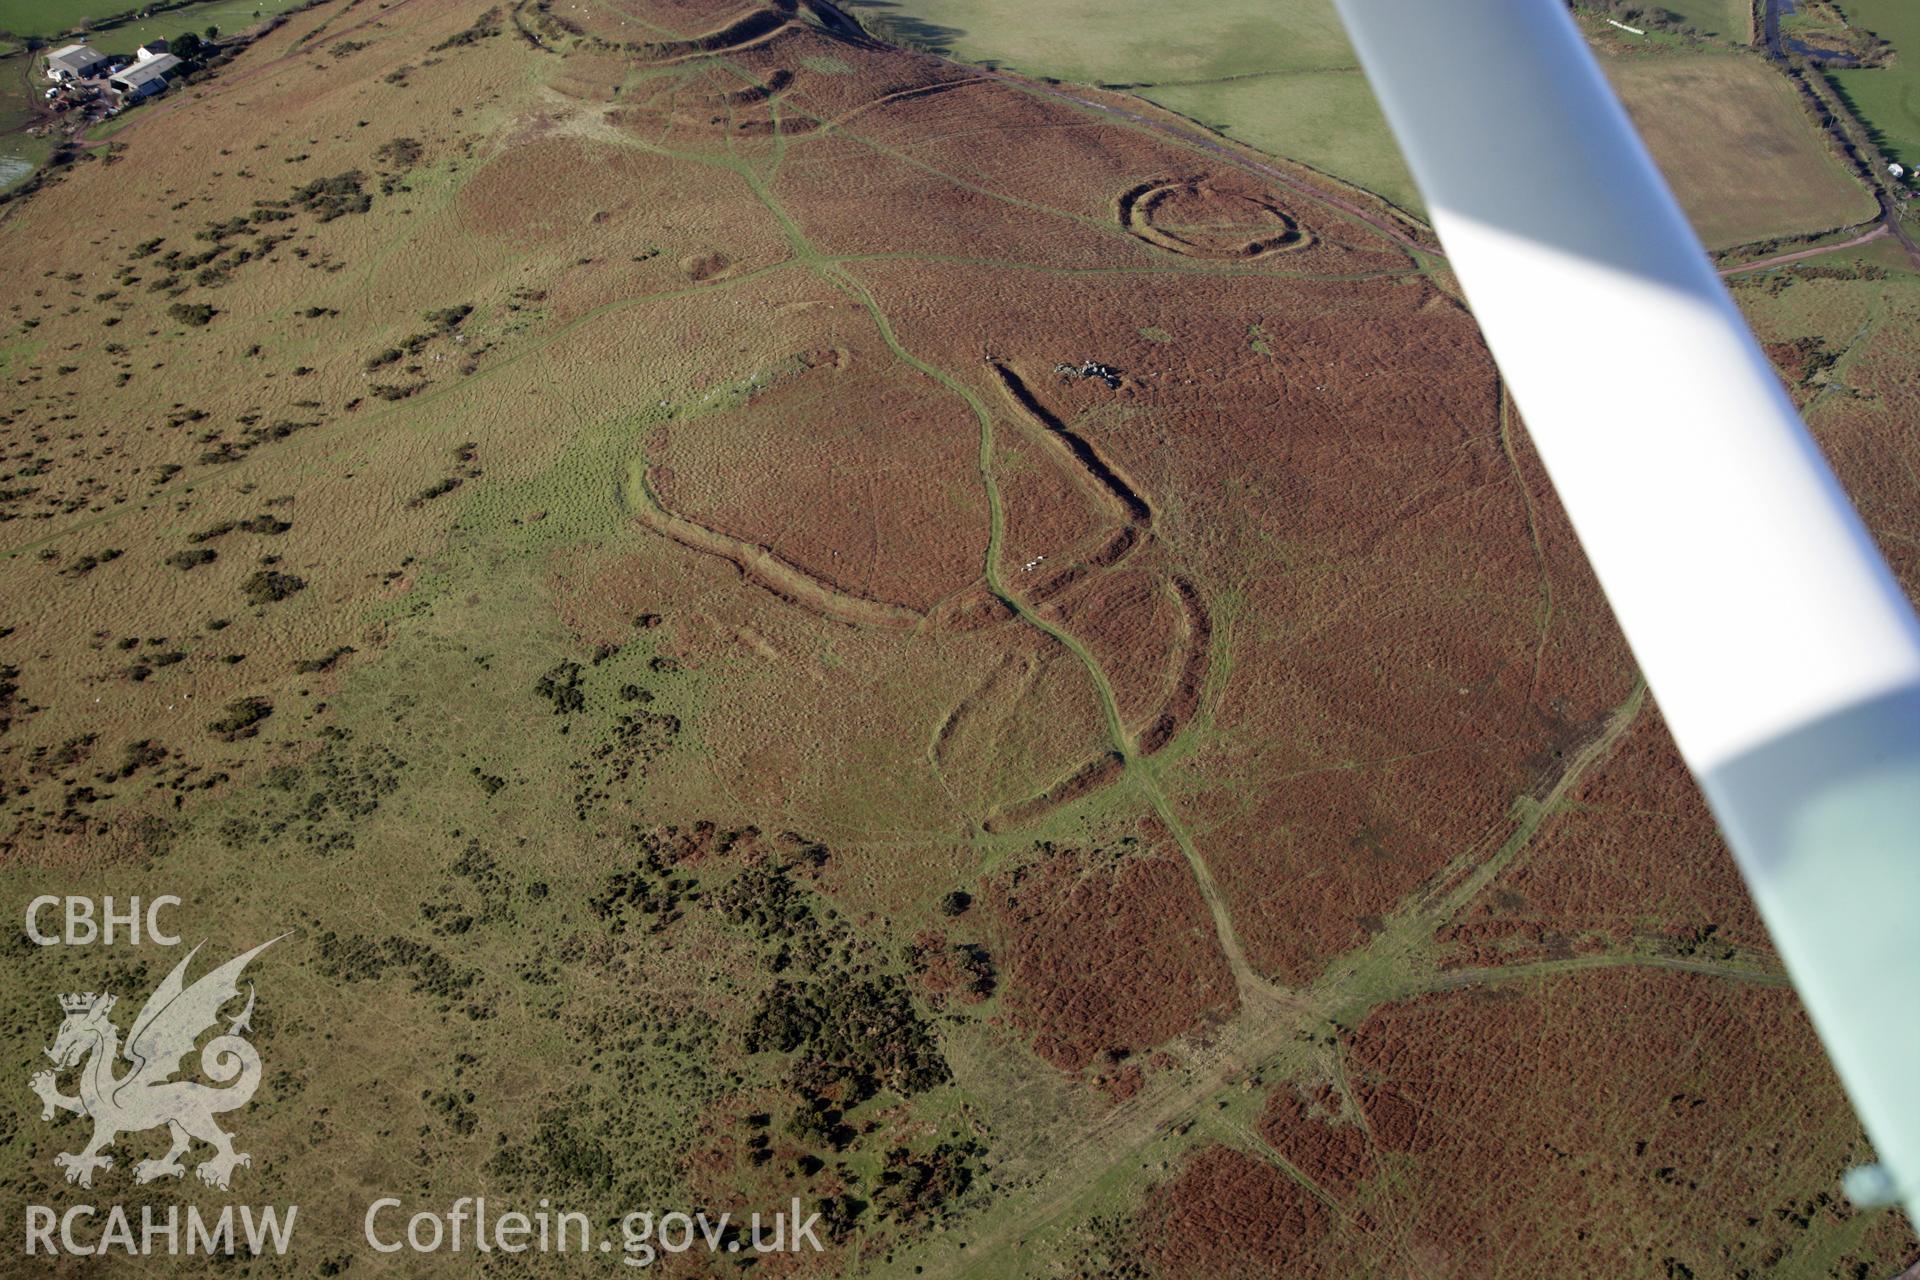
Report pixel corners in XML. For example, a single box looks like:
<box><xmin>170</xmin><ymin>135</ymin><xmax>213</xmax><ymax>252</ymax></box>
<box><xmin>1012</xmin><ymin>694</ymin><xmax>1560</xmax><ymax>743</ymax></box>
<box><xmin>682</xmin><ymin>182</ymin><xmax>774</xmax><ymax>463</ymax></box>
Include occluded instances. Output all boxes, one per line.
<box><xmin>1659</xmin><ymin>0</ymin><xmax>1754</xmax><ymax>41</ymax></box>
<box><xmin>1143</xmin><ymin>67</ymin><xmax>1422</xmax><ymax>214</ymax></box>
<box><xmin>0</xmin><ymin>0</ymin><xmax>294</xmax><ymax>40</ymax></box>
<box><xmin>1828</xmin><ymin>0</ymin><xmax>1920</xmax><ymax>170</ymax></box>
<box><xmin>0</xmin><ymin>0</ymin><xmax>139</xmax><ymax>37</ymax></box>
<box><xmin>843</xmin><ymin>0</ymin><xmax>1354</xmax><ymax>85</ymax></box>
<box><xmin>81</xmin><ymin>0</ymin><xmax>297</xmax><ymax>51</ymax></box>
<box><xmin>1608</xmin><ymin>51</ymin><xmax>1877</xmax><ymax>247</ymax></box>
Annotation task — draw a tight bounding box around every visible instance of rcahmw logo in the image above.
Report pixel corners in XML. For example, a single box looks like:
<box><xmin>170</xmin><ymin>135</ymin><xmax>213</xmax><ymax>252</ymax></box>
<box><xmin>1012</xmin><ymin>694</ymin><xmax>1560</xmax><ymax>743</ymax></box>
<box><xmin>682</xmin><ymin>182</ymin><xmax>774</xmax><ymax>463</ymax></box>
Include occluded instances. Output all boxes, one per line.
<box><xmin>26</xmin><ymin>1204</ymin><xmax>296</xmax><ymax>1259</ymax></box>
<box><xmin>27</xmin><ymin>936</ymin><xmax>284</xmax><ymax>1191</ymax></box>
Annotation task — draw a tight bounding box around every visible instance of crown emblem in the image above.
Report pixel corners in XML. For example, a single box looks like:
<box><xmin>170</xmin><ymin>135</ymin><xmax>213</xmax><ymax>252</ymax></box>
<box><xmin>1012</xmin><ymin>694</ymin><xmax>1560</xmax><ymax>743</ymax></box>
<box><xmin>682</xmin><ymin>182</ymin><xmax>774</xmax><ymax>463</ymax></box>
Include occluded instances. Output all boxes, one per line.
<box><xmin>58</xmin><ymin>992</ymin><xmax>110</xmax><ymax>1015</ymax></box>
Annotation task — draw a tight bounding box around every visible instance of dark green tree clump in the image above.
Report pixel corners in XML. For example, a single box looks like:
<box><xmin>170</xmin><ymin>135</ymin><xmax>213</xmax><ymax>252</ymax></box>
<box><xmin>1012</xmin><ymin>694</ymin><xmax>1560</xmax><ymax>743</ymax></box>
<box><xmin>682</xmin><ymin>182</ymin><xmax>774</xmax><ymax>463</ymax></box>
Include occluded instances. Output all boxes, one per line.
<box><xmin>287</xmin><ymin>171</ymin><xmax>373</xmax><ymax>222</ymax></box>
<box><xmin>165</xmin><ymin>548</ymin><xmax>216</xmax><ymax>570</ymax></box>
<box><xmin>208</xmin><ymin>696</ymin><xmax>272</xmax><ymax>741</ymax></box>
<box><xmin>242</xmin><ymin>569</ymin><xmax>305</xmax><ymax>605</ymax></box>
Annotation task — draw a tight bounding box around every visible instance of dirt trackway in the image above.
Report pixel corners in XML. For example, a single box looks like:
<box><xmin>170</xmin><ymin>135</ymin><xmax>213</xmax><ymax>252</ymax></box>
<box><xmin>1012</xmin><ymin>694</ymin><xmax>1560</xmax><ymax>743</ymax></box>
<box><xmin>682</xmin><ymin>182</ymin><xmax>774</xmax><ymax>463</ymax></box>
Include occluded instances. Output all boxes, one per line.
<box><xmin>1719</xmin><ymin>222</ymin><xmax>1890</xmax><ymax>273</ymax></box>
<box><xmin>935</xmin><ymin>685</ymin><xmax>1682</xmax><ymax>1279</ymax></box>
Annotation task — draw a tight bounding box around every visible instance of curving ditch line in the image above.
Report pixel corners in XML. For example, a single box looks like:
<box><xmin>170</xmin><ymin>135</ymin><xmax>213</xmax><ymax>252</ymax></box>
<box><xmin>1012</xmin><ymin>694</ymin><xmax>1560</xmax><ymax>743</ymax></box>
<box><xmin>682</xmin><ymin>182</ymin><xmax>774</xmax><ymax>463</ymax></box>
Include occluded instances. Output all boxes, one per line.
<box><xmin>1136</xmin><ymin>576</ymin><xmax>1212</xmax><ymax>755</ymax></box>
<box><xmin>980</xmin><ymin>362</ymin><xmax>1211</xmax><ymax>780</ymax></box>
<box><xmin>819</xmin><ymin>75</ymin><xmax>987</xmax><ymax>130</ymax></box>
<box><xmin>980</xmin><ymin>750</ymin><xmax>1127</xmax><ymax>832</ymax></box>
<box><xmin>986</xmin><ymin>358</ymin><xmax>1153</xmax><ymax>524</ymax></box>
<box><xmin>589</xmin><ymin>20</ymin><xmax>1271</xmax><ymax>1008</ymax></box>
<box><xmin>622</xmin><ymin>453</ymin><xmax>925</xmax><ymax>628</ymax></box>
<box><xmin>513</xmin><ymin>0</ymin><xmax>800</xmax><ymax>62</ymax></box>
<box><xmin>816</xmin><ymin>264</ymin><xmax>1268</xmax><ymax>1005</ymax></box>
<box><xmin>1019</xmin><ymin>523</ymin><xmax>1139</xmax><ymax>609</ymax></box>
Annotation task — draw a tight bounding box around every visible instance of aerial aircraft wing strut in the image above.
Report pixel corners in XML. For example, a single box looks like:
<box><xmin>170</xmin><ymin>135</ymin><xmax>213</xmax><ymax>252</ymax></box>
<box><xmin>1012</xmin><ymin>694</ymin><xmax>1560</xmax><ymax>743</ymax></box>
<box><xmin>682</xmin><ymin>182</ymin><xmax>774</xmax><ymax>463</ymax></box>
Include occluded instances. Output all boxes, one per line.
<box><xmin>1333</xmin><ymin>0</ymin><xmax>1920</xmax><ymax>1226</ymax></box>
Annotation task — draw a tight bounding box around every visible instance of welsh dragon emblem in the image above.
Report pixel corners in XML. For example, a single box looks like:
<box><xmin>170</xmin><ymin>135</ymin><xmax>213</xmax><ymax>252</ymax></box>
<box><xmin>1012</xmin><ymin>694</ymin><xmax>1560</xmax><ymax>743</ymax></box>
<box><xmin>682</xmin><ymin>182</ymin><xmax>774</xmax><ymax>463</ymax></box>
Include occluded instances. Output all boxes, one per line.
<box><xmin>29</xmin><ymin>937</ymin><xmax>282</xmax><ymax>1190</ymax></box>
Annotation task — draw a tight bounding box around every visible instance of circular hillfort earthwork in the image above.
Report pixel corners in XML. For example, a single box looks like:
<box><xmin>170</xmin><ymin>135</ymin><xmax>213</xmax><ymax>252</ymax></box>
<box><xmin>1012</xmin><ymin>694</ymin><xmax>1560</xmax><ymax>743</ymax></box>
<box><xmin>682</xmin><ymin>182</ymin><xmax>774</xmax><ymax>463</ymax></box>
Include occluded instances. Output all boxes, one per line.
<box><xmin>1120</xmin><ymin>176</ymin><xmax>1312</xmax><ymax>259</ymax></box>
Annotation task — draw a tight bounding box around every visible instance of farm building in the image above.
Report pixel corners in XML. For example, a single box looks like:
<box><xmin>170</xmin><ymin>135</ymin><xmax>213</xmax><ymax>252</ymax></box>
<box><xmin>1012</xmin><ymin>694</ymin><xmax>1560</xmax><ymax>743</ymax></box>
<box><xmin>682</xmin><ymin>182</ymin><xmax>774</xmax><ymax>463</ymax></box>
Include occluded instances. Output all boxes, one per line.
<box><xmin>136</xmin><ymin>38</ymin><xmax>170</xmax><ymax>58</ymax></box>
<box><xmin>108</xmin><ymin>54</ymin><xmax>181</xmax><ymax>100</ymax></box>
<box><xmin>45</xmin><ymin>44</ymin><xmax>112</xmax><ymax>82</ymax></box>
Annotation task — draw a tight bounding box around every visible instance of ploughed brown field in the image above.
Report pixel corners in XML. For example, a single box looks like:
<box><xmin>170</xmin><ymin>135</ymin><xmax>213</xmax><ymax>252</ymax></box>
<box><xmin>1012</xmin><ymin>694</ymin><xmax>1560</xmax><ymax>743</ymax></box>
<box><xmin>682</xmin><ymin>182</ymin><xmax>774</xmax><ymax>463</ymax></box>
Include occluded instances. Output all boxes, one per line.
<box><xmin>0</xmin><ymin>0</ymin><xmax>1913</xmax><ymax>1275</ymax></box>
